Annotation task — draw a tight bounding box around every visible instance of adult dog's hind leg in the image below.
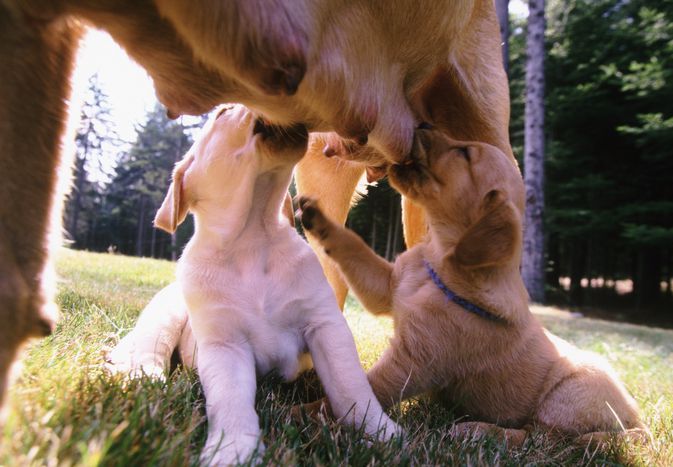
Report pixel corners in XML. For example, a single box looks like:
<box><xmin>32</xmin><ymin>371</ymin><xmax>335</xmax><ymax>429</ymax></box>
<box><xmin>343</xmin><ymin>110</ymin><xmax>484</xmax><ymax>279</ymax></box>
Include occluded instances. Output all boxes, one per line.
<box><xmin>0</xmin><ymin>7</ymin><xmax>81</xmax><ymax>417</ymax></box>
<box><xmin>401</xmin><ymin>196</ymin><xmax>427</xmax><ymax>248</ymax></box>
<box><xmin>295</xmin><ymin>137</ymin><xmax>364</xmax><ymax>309</ymax></box>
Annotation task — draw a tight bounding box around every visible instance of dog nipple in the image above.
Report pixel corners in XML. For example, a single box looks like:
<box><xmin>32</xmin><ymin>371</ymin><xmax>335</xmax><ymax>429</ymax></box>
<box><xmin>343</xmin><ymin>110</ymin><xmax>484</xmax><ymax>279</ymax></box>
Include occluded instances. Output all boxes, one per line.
<box><xmin>166</xmin><ymin>108</ymin><xmax>180</xmax><ymax>120</ymax></box>
<box><xmin>352</xmin><ymin>134</ymin><xmax>368</xmax><ymax>146</ymax></box>
<box><xmin>323</xmin><ymin>144</ymin><xmax>338</xmax><ymax>158</ymax></box>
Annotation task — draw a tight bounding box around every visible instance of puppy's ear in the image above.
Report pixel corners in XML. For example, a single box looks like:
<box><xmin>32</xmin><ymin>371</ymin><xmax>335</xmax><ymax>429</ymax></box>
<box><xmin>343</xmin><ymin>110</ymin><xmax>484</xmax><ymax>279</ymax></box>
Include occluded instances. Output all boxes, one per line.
<box><xmin>451</xmin><ymin>190</ymin><xmax>521</xmax><ymax>269</ymax></box>
<box><xmin>154</xmin><ymin>154</ymin><xmax>195</xmax><ymax>233</ymax></box>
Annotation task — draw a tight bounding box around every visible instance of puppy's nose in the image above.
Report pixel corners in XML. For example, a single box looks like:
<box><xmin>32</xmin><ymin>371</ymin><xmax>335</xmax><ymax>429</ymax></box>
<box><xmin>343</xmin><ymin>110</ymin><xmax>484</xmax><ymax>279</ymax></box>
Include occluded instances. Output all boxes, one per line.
<box><xmin>409</xmin><ymin>128</ymin><xmax>431</xmax><ymax>164</ymax></box>
<box><xmin>253</xmin><ymin>117</ymin><xmax>269</xmax><ymax>136</ymax></box>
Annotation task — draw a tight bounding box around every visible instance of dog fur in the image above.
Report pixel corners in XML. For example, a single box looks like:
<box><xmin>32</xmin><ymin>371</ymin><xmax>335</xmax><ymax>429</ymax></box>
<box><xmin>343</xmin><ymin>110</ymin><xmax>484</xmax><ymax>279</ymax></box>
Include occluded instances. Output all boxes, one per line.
<box><xmin>0</xmin><ymin>0</ymin><xmax>510</xmax><ymax>414</ymax></box>
<box><xmin>108</xmin><ymin>105</ymin><xmax>399</xmax><ymax>464</ymax></box>
<box><xmin>297</xmin><ymin>129</ymin><xmax>645</xmax><ymax>444</ymax></box>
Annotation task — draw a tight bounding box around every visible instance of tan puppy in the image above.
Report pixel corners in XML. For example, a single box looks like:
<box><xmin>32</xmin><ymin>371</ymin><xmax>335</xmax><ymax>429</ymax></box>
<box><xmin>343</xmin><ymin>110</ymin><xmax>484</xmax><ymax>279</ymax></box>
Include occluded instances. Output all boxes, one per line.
<box><xmin>0</xmin><ymin>0</ymin><xmax>510</xmax><ymax>414</ymax></box>
<box><xmin>109</xmin><ymin>105</ymin><xmax>400</xmax><ymax>464</ymax></box>
<box><xmin>297</xmin><ymin>129</ymin><xmax>645</xmax><ymax>444</ymax></box>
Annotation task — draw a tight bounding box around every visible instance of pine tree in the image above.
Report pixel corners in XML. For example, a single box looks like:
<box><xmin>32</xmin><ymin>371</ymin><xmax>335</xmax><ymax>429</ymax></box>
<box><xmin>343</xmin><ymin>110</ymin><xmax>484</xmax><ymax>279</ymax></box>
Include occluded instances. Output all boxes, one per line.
<box><xmin>106</xmin><ymin>104</ymin><xmax>200</xmax><ymax>258</ymax></box>
<box><xmin>64</xmin><ymin>74</ymin><xmax>121</xmax><ymax>249</ymax></box>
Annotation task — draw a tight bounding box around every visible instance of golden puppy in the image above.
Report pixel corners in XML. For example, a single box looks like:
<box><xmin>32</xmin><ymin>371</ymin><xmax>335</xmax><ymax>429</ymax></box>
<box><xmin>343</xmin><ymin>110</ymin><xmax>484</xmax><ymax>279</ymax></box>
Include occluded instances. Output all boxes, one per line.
<box><xmin>297</xmin><ymin>129</ymin><xmax>645</xmax><ymax>444</ymax></box>
<box><xmin>0</xmin><ymin>0</ymin><xmax>510</xmax><ymax>414</ymax></box>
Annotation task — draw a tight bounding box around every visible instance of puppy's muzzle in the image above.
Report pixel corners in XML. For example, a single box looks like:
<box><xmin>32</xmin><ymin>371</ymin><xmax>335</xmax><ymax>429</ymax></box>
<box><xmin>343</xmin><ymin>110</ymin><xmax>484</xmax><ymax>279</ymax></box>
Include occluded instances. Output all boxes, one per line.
<box><xmin>253</xmin><ymin>118</ymin><xmax>308</xmax><ymax>148</ymax></box>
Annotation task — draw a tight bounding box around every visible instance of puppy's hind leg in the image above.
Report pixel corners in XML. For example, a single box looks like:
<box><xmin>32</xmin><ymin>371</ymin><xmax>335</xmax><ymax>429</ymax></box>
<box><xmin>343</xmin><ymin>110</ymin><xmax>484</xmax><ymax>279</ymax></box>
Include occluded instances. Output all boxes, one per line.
<box><xmin>366</xmin><ymin>344</ymin><xmax>440</xmax><ymax>410</ymax></box>
<box><xmin>105</xmin><ymin>282</ymin><xmax>191</xmax><ymax>378</ymax></box>
<box><xmin>304</xmin><ymin>312</ymin><xmax>401</xmax><ymax>441</ymax></box>
<box><xmin>450</xmin><ymin>421</ymin><xmax>528</xmax><ymax>448</ymax></box>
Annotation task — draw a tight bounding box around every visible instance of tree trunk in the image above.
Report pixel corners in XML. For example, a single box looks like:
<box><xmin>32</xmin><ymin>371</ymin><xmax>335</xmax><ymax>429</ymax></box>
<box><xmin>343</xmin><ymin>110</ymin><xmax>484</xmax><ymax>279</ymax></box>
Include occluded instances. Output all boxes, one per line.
<box><xmin>666</xmin><ymin>249</ymin><xmax>672</xmax><ymax>299</ymax></box>
<box><xmin>546</xmin><ymin>232</ymin><xmax>560</xmax><ymax>289</ymax></box>
<box><xmin>634</xmin><ymin>246</ymin><xmax>662</xmax><ymax>310</ymax></box>
<box><xmin>495</xmin><ymin>0</ymin><xmax>510</xmax><ymax>75</ymax></box>
<box><xmin>385</xmin><ymin>195</ymin><xmax>394</xmax><ymax>260</ymax></box>
<box><xmin>370</xmin><ymin>199</ymin><xmax>377</xmax><ymax>252</ymax></box>
<box><xmin>150</xmin><ymin>214</ymin><xmax>157</xmax><ymax>258</ymax></box>
<box><xmin>171</xmin><ymin>233</ymin><xmax>178</xmax><ymax>261</ymax></box>
<box><xmin>522</xmin><ymin>0</ymin><xmax>546</xmax><ymax>303</ymax></box>
<box><xmin>391</xmin><ymin>199</ymin><xmax>402</xmax><ymax>259</ymax></box>
<box><xmin>68</xmin><ymin>155</ymin><xmax>86</xmax><ymax>245</ymax></box>
<box><xmin>136</xmin><ymin>195</ymin><xmax>147</xmax><ymax>257</ymax></box>
<box><xmin>569</xmin><ymin>240</ymin><xmax>586</xmax><ymax>306</ymax></box>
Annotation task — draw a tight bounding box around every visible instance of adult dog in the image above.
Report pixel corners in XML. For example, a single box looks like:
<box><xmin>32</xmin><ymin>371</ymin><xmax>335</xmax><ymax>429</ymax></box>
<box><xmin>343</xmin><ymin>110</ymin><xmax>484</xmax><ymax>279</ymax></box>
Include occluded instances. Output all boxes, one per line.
<box><xmin>0</xmin><ymin>0</ymin><xmax>509</xmax><ymax>413</ymax></box>
<box><xmin>297</xmin><ymin>128</ymin><xmax>645</xmax><ymax>444</ymax></box>
<box><xmin>108</xmin><ymin>105</ymin><xmax>400</xmax><ymax>464</ymax></box>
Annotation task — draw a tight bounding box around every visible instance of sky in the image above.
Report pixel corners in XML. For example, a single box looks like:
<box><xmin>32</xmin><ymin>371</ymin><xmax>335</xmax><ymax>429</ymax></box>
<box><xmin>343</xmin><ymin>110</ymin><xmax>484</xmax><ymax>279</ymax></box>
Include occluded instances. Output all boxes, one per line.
<box><xmin>72</xmin><ymin>29</ymin><xmax>156</xmax><ymax>144</ymax></box>
<box><xmin>71</xmin><ymin>0</ymin><xmax>529</xmax><ymax>175</ymax></box>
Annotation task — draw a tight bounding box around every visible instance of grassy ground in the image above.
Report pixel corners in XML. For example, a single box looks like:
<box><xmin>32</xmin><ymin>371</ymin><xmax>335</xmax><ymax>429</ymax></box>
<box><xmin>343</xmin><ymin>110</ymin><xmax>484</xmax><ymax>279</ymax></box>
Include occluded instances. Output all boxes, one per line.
<box><xmin>1</xmin><ymin>249</ymin><xmax>671</xmax><ymax>466</ymax></box>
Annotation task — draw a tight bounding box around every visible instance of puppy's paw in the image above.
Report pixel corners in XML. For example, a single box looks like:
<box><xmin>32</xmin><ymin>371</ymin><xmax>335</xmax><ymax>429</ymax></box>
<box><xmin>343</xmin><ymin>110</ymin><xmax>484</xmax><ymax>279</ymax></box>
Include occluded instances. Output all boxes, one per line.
<box><xmin>450</xmin><ymin>421</ymin><xmax>527</xmax><ymax>448</ymax></box>
<box><xmin>295</xmin><ymin>196</ymin><xmax>330</xmax><ymax>239</ymax></box>
<box><xmin>375</xmin><ymin>418</ymin><xmax>404</xmax><ymax>442</ymax></box>
<box><xmin>102</xmin><ymin>335</ymin><xmax>166</xmax><ymax>380</ymax></box>
<box><xmin>202</xmin><ymin>435</ymin><xmax>264</xmax><ymax>466</ymax></box>
<box><xmin>575</xmin><ymin>427</ymin><xmax>651</xmax><ymax>449</ymax></box>
<box><xmin>291</xmin><ymin>398</ymin><xmax>333</xmax><ymax>424</ymax></box>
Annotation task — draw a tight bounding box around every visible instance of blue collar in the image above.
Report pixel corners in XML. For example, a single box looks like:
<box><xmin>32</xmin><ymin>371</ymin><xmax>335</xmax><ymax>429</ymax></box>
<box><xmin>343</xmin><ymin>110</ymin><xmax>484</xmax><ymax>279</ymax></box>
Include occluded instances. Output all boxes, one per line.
<box><xmin>423</xmin><ymin>260</ymin><xmax>504</xmax><ymax>323</ymax></box>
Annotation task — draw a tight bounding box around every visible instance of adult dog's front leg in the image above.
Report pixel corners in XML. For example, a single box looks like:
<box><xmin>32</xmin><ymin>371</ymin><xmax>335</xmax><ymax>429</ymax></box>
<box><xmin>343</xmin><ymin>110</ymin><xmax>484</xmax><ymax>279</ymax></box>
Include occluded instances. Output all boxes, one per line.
<box><xmin>0</xmin><ymin>7</ymin><xmax>82</xmax><ymax>416</ymax></box>
<box><xmin>198</xmin><ymin>342</ymin><xmax>262</xmax><ymax>466</ymax></box>
<box><xmin>304</xmin><ymin>313</ymin><xmax>400</xmax><ymax>440</ymax></box>
<box><xmin>297</xmin><ymin>197</ymin><xmax>394</xmax><ymax>314</ymax></box>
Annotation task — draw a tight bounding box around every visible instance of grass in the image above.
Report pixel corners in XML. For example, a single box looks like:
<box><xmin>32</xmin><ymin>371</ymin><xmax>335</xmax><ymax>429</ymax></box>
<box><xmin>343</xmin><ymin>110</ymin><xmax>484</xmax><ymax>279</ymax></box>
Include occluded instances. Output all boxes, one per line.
<box><xmin>1</xmin><ymin>248</ymin><xmax>672</xmax><ymax>466</ymax></box>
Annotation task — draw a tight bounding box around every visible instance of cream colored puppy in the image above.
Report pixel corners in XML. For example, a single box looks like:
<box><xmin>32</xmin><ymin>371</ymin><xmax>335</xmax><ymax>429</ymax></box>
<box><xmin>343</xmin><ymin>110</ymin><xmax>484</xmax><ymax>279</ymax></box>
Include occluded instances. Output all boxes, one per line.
<box><xmin>109</xmin><ymin>105</ymin><xmax>399</xmax><ymax>465</ymax></box>
<box><xmin>297</xmin><ymin>129</ymin><xmax>645</xmax><ymax>445</ymax></box>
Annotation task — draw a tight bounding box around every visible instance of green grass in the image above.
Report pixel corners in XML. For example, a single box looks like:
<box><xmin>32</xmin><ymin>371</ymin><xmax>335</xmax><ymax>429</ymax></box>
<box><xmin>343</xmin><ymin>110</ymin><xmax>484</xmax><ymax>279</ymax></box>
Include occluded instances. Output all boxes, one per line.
<box><xmin>2</xmin><ymin>249</ymin><xmax>672</xmax><ymax>466</ymax></box>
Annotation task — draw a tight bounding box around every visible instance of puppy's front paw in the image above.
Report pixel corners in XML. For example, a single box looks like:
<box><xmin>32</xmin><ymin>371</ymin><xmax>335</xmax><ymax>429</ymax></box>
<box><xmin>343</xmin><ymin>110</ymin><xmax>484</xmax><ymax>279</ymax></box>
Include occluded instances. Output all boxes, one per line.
<box><xmin>295</xmin><ymin>197</ymin><xmax>330</xmax><ymax>239</ymax></box>
<box><xmin>201</xmin><ymin>435</ymin><xmax>264</xmax><ymax>466</ymax></box>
